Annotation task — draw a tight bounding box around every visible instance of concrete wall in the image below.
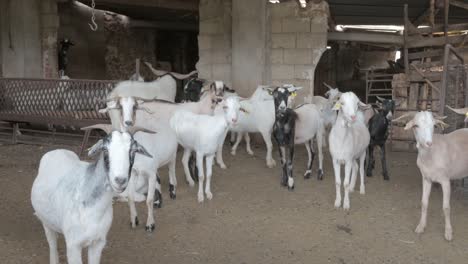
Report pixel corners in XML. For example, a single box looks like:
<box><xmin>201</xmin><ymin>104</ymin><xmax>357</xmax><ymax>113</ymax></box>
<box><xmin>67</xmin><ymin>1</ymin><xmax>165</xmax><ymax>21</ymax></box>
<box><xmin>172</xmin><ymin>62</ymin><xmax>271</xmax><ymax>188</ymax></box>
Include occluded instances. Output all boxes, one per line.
<box><xmin>268</xmin><ymin>1</ymin><xmax>329</xmax><ymax>100</ymax></box>
<box><xmin>231</xmin><ymin>0</ymin><xmax>267</xmax><ymax>96</ymax></box>
<box><xmin>197</xmin><ymin>1</ymin><xmax>329</xmax><ymax>97</ymax></box>
<box><xmin>197</xmin><ymin>0</ymin><xmax>232</xmax><ymax>87</ymax></box>
<box><xmin>0</xmin><ymin>0</ymin><xmax>44</xmax><ymax>78</ymax></box>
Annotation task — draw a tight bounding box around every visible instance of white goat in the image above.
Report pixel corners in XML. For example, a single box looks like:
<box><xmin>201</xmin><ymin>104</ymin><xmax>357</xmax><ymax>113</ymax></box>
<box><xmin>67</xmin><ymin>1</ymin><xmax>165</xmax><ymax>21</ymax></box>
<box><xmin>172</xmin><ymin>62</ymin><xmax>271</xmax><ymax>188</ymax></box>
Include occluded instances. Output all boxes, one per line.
<box><xmin>170</xmin><ymin>96</ymin><xmax>246</xmax><ymax>202</ymax></box>
<box><xmin>101</xmin><ymin>82</ymin><xmax>224</xmax><ymax>231</ymax></box>
<box><xmin>393</xmin><ymin>111</ymin><xmax>468</xmax><ymax>241</ymax></box>
<box><xmin>222</xmin><ymin>86</ymin><xmax>277</xmax><ymax>168</ymax></box>
<box><xmin>31</xmin><ymin>128</ymin><xmax>152</xmax><ymax>264</ymax></box>
<box><xmin>329</xmin><ymin>92</ymin><xmax>370</xmax><ymax>210</ymax></box>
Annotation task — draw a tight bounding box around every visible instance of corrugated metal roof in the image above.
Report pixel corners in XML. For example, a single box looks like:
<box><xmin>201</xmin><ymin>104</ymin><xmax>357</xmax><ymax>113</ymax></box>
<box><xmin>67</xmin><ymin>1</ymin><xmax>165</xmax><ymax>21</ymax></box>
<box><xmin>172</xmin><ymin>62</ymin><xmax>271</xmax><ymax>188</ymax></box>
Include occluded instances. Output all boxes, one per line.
<box><xmin>328</xmin><ymin>0</ymin><xmax>468</xmax><ymax>25</ymax></box>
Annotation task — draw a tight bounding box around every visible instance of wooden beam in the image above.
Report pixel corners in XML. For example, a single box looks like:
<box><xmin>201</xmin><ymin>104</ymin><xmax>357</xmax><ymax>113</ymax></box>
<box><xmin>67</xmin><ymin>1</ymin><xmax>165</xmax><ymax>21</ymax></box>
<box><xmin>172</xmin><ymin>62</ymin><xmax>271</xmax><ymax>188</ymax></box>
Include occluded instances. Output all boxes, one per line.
<box><xmin>129</xmin><ymin>19</ymin><xmax>197</xmax><ymax>31</ymax></box>
<box><xmin>79</xmin><ymin>0</ymin><xmax>198</xmax><ymax>11</ymax></box>
<box><xmin>327</xmin><ymin>32</ymin><xmax>403</xmax><ymax>45</ymax></box>
<box><xmin>406</xmin><ymin>34</ymin><xmax>467</xmax><ymax>48</ymax></box>
<box><xmin>404</xmin><ymin>4</ymin><xmax>409</xmax><ymax>76</ymax></box>
<box><xmin>451</xmin><ymin>0</ymin><xmax>468</xmax><ymax>10</ymax></box>
<box><xmin>417</xmin><ymin>22</ymin><xmax>468</xmax><ymax>34</ymax></box>
<box><xmin>410</xmin><ymin>64</ymin><xmax>441</xmax><ymax>93</ymax></box>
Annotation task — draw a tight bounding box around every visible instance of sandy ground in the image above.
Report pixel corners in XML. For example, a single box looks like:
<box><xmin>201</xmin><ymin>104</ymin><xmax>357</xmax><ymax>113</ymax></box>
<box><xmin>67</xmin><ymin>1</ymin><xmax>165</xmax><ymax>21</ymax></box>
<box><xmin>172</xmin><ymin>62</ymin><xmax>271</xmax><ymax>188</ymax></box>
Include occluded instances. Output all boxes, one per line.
<box><xmin>1</xmin><ymin>141</ymin><xmax>468</xmax><ymax>264</ymax></box>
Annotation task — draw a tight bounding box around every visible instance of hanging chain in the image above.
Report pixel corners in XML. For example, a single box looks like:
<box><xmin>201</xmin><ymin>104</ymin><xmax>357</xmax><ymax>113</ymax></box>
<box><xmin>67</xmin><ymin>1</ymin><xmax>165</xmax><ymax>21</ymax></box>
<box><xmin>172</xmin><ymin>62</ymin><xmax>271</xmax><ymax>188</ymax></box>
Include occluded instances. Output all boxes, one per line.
<box><xmin>89</xmin><ymin>0</ymin><xmax>98</xmax><ymax>31</ymax></box>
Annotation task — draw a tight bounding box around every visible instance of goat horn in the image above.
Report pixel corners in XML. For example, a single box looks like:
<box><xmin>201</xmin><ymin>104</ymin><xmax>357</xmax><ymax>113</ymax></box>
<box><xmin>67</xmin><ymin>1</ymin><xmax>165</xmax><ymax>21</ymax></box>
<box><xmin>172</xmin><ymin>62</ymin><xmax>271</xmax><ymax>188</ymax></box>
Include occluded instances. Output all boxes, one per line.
<box><xmin>126</xmin><ymin>126</ymin><xmax>157</xmax><ymax>135</ymax></box>
<box><xmin>446</xmin><ymin>106</ymin><xmax>468</xmax><ymax>115</ymax></box>
<box><xmin>432</xmin><ymin>113</ymin><xmax>447</xmax><ymax>120</ymax></box>
<box><xmin>376</xmin><ymin>96</ymin><xmax>386</xmax><ymax>102</ymax></box>
<box><xmin>133</xmin><ymin>96</ymin><xmax>158</xmax><ymax>103</ymax></box>
<box><xmin>144</xmin><ymin>62</ymin><xmax>198</xmax><ymax>80</ymax></box>
<box><xmin>323</xmin><ymin>82</ymin><xmax>334</xmax><ymax>90</ymax></box>
<box><xmin>391</xmin><ymin>112</ymin><xmax>415</xmax><ymax>123</ymax></box>
<box><xmin>105</xmin><ymin>96</ymin><xmax>121</xmax><ymax>103</ymax></box>
<box><xmin>81</xmin><ymin>124</ymin><xmax>113</xmax><ymax>134</ymax></box>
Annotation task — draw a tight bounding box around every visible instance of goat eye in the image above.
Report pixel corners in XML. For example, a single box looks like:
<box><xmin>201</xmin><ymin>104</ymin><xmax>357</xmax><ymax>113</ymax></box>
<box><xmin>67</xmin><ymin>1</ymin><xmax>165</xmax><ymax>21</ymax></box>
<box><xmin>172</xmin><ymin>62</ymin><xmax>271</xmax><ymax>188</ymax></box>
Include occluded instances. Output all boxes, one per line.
<box><xmin>222</xmin><ymin>106</ymin><xmax>227</xmax><ymax>110</ymax></box>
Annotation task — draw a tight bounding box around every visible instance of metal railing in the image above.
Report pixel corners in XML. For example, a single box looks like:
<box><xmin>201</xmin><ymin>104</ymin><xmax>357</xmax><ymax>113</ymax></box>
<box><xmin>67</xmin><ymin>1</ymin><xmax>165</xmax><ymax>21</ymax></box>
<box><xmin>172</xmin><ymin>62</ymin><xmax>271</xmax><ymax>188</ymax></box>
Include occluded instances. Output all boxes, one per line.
<box><xmin>0</xmin><ymin>78</ymin><xmax>116</xmax><ymax>127</ymax></box>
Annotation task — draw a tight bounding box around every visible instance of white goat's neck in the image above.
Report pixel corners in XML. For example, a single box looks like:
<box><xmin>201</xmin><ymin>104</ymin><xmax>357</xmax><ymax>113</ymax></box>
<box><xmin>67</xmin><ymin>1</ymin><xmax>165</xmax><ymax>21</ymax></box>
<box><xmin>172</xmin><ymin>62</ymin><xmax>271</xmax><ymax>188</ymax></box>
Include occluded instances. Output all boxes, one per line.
<box><xmin>197</xmin><ymin>91</ymin><xmax>216</xmax><ymax>115</ymax></box>
<box><xmin>80</xmin><ymin>153</ymin><xmax>114</xmax><ymax>208</ymax></box>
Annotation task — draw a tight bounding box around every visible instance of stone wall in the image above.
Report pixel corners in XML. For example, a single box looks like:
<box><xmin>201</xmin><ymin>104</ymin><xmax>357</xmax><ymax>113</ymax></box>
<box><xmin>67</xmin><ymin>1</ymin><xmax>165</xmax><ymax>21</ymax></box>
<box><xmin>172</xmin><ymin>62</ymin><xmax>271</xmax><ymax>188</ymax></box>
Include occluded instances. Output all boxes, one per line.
<box><xmin>197</xmin><ymin>0</ymin><xmax>232</xmax><ymax>87</ymax></box>
<box><xmin>268</xmin><ymin>1</ymin><xmax>329</xmax><ymax>100</ymax></box>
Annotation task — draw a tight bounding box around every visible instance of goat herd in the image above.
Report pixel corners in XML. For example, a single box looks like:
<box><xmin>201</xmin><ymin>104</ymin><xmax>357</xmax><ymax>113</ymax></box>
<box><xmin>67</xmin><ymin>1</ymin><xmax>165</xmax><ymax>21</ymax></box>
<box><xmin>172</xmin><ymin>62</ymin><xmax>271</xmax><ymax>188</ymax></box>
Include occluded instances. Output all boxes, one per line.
<box><xmin>29</xmin><ymin>71</ymin><xmax>468</xmax><ymax>263</ymax></box>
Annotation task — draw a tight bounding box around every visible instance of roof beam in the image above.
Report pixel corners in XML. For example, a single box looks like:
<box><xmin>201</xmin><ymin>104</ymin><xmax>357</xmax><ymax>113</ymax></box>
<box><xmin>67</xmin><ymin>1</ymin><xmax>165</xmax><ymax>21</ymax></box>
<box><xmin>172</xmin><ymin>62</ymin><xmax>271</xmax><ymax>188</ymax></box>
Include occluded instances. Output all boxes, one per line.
<box><xmin>451</xmin><ymin>0</ymin><xmax>468</xmax><ymax>10</ymax></box>
<box><xmin>78</xmin><ymin>0</ymin><xmax>198</xmax><ymax>11</ymax></box>
<box><xmin>129</xmin><ymin>19</ymin><xmax>197</xmax><ymax>31</ymax></box>
<box><xmin>328</xmin><ymin>31</ymin><xmax>403</xmax><ymax>45</ymax></box>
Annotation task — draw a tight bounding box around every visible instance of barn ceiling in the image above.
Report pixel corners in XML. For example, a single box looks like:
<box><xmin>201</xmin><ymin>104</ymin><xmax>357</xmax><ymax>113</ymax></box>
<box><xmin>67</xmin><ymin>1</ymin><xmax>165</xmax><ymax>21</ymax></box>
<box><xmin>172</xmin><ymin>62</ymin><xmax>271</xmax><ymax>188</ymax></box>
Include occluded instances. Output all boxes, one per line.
<box><xmin>76</xmin><ymin>0</ymin><xmax>468</xmax><ymax>27</ymax></box>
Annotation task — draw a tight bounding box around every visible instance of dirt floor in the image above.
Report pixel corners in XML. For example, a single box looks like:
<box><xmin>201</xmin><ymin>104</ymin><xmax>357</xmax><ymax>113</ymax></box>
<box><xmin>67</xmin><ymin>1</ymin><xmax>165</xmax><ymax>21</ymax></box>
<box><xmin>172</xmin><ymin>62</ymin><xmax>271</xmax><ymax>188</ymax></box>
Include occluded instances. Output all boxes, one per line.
<box><xmin>1</xmin><ymin>141</ymin><xmax>468</xmax><ymax>264</ymax></box>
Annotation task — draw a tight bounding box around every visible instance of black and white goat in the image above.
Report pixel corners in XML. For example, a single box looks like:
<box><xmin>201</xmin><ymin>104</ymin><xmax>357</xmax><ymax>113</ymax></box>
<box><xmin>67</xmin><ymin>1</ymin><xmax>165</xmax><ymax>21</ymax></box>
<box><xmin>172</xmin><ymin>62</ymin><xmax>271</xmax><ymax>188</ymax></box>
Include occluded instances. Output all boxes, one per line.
<box><xmin>31</xmin><ymin>127</ymin><xmax>153</xmax><ymax>264</ymax></box>
<box><xmin>366</xmin><ymin>96</ymin><xmax>397</xmax><ymax>180</ymax></box>
<box><xmin>268</xmin><ymin>85</ymin><xmax>324</xmax><ymax>189</ymax></box>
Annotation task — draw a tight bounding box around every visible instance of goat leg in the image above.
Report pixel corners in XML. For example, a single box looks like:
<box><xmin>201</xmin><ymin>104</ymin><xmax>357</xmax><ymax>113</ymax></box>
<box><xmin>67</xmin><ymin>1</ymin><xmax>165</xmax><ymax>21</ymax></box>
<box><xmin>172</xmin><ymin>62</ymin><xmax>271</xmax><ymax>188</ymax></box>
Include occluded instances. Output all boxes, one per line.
<box><xmin>366</xmin><ymin>145</ymin><xmax>374</xmax><ymax>177</ymax></box>
<box><xmin>381</xmin><ymin>144</ymin><xmax>389</xmax><ymax>180</ymax></box>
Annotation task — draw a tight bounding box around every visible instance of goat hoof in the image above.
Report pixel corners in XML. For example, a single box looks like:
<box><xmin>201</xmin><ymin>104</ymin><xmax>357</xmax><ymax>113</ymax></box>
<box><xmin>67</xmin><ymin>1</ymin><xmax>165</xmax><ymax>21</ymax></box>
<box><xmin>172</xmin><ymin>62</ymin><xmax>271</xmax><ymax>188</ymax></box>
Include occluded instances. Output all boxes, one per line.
<box><xmin>415</xmin><ymin>224</ymin><xmax>425</xmax><ymax>234</ymax></box>
<box><xmin>383</xmin><ymin>175</ymin><xmax>390</xmax><ymax>181</ymax></box>
<box><xmin>317</xmin><ymin>169</ymin><xmax>324</xmax><ymax>180</ymax></box>
<box><xmin>366</xmin><ymin>171</ymin><xmax>373</xmax><ymax>177</ymax></box>
<box><xmin>169</xmin><ymin>185</ymin><xmax>176</xmax><ymax>200</ymax></box>
<box><xmin>334</xmin><ymin>199</ymin><xmax>341</xmax><ymax>208</ymax></box>
<box><xmin>145</xmin><ymin>224</ymin><xmax>155</xmax><ymax>232</ymax></box>
<box><xmin>304</xmin><ymin>171</ymin><xmax>311</xmax><ymax>179</ymax></box>
<box><xmin>130</xmin><ymin>217</ymin><xmax>139</xmax><ymax>228</ymax></box>
<box><xmin>288</xmin><ymin>185</ymin><xmax>295</xmax><ymax>191</ymax></box>
<box><xmin>445</xmin><ymin>229</ymin><xmax>453</xmax><ymax>241</ymax></box>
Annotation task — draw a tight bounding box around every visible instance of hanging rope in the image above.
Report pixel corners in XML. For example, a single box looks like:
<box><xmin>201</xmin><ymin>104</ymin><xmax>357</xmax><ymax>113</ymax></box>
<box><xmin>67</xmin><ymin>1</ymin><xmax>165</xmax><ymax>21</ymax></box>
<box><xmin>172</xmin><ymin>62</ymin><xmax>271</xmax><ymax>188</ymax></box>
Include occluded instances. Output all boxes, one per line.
<box><xmin>89</xmin><ymin>0</ymin><xmax>98</xmax><ymax>31</ymax></box>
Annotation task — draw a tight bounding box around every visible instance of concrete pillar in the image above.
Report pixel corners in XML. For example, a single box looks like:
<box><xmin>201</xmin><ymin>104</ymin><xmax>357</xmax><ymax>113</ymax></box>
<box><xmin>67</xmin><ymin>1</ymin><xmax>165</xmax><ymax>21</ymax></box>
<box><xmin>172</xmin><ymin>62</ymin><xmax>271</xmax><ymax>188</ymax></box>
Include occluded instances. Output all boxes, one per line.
<box><xmin>231</xmin><ymin>0</ymin><xmax>267</xmax><ymax>96</ymax></box>
<box><xmin>41</xmin><ymin>0</ymin><xmax>60</xmax><ymax>78</ymax></box>
<box><xmin>0</xmin><ymin>0</ymin><xmax>43</xmax><ymax>78</ymax></box>
<box><xmin>197</xmin><ymin>0</ymin><xmax>232</xmax><ymax>87</ymax></box>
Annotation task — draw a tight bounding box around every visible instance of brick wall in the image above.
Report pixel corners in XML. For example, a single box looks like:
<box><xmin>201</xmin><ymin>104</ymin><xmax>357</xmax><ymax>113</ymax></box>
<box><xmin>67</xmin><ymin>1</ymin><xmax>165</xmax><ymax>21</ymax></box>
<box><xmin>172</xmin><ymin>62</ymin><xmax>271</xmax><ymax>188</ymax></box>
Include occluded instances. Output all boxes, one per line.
<box><xmin>268</xmin><ymin>1</ymin><xmax>329</xmax><ymax>99</ymax></box>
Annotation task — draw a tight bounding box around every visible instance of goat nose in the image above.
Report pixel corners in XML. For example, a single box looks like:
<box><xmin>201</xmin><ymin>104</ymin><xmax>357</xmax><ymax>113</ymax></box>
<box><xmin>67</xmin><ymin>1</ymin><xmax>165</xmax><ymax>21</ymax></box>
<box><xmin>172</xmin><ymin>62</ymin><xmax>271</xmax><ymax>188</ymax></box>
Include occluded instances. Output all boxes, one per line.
<box><xmin>350</xmin><ymin>115</ymin><xmax>356</xmax><ymax>121</ymax></box>
<box><xmin>124</xmin><ymin>120</ymin><xmax>133</xmax><ymax>126</ymax></box>
<box><xmin>426</xmin><ymin>141</ymin><xmax>432</xmax><ymax>147</ymax></box>
<box><xmin>115</xmin><ymin>177</ymin><xmax>128</xmax><ymax>186</ymax></box>
<box><xmin>232</xmin><ymin>118</ymin><xmax>237</xmax><ymax>123</ymax></box>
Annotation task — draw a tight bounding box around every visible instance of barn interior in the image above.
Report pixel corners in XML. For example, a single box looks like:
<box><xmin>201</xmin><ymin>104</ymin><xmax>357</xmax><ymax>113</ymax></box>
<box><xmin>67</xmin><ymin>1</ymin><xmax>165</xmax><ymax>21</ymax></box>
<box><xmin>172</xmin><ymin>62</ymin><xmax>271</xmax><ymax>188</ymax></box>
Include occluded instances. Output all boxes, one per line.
<box><xmin>1</xmin><ymin>0</ymin><xmax>468</xmax><ymax>263</ymax></box>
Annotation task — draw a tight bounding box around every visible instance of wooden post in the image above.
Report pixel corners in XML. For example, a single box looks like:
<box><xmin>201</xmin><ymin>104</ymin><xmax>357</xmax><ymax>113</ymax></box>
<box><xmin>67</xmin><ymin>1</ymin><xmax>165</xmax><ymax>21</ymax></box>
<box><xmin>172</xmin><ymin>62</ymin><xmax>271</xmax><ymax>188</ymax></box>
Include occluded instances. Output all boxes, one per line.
<box><xmin>404</xmin><ymin>4</ymin><xmax>409</xmax><ymax>77</ymax></box>
<box><xmin>440</xmin><ymin>44</ymin><xmax>450</xmax><ymax>115</ymax></box>
<box><xmin>135</xmin><ymin>58</ymin><xmax>140</xmax><ymax>78</ymax></box>
<box><xmin>444</xmin><ymin>0</ymin><xmax>449</xmax><ymax>44</ymax></box>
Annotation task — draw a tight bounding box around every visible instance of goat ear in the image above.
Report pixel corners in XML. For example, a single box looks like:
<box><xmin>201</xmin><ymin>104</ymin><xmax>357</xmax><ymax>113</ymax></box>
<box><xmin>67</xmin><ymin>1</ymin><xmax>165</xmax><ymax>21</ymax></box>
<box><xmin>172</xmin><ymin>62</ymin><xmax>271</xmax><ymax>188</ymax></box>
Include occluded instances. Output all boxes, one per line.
<box><xmin>98</xmin><ymin>108</ymin><xmax>109</xmax><ymax>114</ymax></box>
<box><xmin>332</xmin><ymin>101</ymin><xmax>341</xmax><ymax>111</ymax></box>
<box><xmin>240</xmin><ymin>107</ymin><xmax>249</xmax><ymax>114</ymax></box>
<box><xmin>264</xmin><ymin>87</ymin><xmax>274</xmax><ymax>95</ymax></box>
<box><xmin>133</xmin><ymin>141</ymin><xmax>153</xmax><ymax>158</ymax></box>
<box><xmin>288</xmin><ymin>86</ymin><xmax>303</xmax><ymax>92</ymax></box>
<box><xmin>404</xmin><ymin>120</ymin><xmax>415</xmax><ymax>130</ymax></box>
<box><xmin>88</xmin><ymin>139</ymin><xmax>105</xmax><ymax>157</ymax></box>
